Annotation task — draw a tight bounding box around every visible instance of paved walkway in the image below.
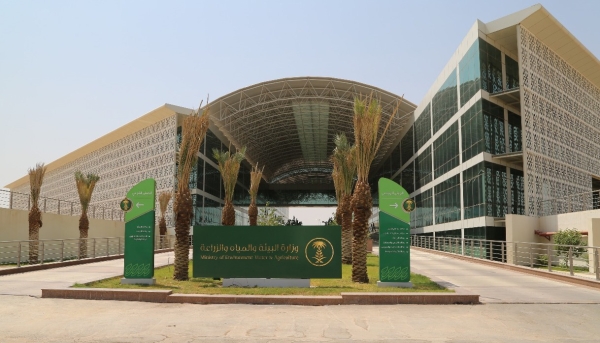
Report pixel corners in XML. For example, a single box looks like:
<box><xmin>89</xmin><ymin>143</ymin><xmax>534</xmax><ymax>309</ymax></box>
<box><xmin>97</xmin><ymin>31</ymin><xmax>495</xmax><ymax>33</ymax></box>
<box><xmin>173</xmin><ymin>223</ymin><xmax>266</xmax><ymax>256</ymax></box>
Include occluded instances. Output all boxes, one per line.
<box><xmin>0</xmin><ymin>251</ymin><xmax>177</xmax><ymax>297</ymax></box>
<box><xmin>410</xmin><ymin>249</ymin><xmax>600</xmax><ymax>303</ymax></box>
<box><xmin>2</xmin><ymin>247</ymin><xmax>600</xmax><ymax>304</ymax></box>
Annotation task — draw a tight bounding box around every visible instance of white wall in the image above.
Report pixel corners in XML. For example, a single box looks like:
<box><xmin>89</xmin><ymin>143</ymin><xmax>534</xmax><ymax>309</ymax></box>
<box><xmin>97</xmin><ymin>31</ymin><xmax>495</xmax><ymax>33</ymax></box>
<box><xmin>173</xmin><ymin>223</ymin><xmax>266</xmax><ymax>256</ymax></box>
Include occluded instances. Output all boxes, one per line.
<box><xmin>0</xmin><ymin>208</ymin><xmax>124</xmax><ymax>242</ymax></box>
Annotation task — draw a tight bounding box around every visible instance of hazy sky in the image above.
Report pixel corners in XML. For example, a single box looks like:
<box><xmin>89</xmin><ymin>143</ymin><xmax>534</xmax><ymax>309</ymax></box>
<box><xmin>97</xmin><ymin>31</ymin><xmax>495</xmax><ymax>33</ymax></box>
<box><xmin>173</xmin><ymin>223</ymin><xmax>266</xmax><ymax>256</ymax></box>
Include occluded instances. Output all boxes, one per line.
<box><xmin>1</xmin><ymin>1</ymin><xmax>599</xmax><ymax>221</ymax></box>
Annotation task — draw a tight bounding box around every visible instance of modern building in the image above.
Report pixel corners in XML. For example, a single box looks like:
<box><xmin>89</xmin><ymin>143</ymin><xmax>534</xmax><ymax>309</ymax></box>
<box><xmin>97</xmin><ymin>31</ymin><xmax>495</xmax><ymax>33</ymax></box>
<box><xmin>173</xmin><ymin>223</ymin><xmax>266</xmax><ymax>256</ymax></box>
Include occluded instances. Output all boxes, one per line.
<box><xmin>5</xmin><ymin>79</ymin><xmax>414</xmax><ymax>231</ymax></box>
<box><xmin>5</xmin><ymin>4</ymin><xmax>600</xmax><ymax>241</ymax></box>
<box><xmin>385</xmin><ymin>4</ymin><xmax>600</xmax><ymax>241</ymax></box>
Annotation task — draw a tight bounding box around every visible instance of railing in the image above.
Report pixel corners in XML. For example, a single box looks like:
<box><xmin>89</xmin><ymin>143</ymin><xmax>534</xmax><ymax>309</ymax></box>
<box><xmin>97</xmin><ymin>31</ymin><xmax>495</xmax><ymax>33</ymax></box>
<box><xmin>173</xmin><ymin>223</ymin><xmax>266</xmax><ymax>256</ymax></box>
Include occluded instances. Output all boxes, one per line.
<box><xmin>0</xmin><ymin>188</ymin><xmax>124</xmax><ymax>221</ymax></box>
<box><xmin>0</xmin><ymin>235</ymin><xmax>176</xmax><ymax>267</ymax></box>
<box><xmin>411</xmin><ymin>235</ymin><xmax>600</xmax><ymax>281</ymax></box>
<box><xmin>538</xmin><ymin>189</ymin><xmax>600</xmax><ymax>216</ymax></box>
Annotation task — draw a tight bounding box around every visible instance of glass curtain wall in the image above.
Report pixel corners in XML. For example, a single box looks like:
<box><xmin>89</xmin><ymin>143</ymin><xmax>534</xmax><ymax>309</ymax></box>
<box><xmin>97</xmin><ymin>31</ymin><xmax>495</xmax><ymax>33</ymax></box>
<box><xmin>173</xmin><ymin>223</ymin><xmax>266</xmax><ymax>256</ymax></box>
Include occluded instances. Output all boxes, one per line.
<box><xmin>434</xmin><ymin>174</ymin><xmax>461</xmax><ymax>224</ymax></box>
<box><xmin>433</xmin><ymin>121</ymin><xmax>459</xmax><ymax>178</ymax></box>
<box><xmin>463</xmin><ymin>161</ymin><xmax>509</xmax><ymax>219</ymax></box>
<box><xmin>432</xmin><ymin>69</ymin><xmax>458</xmax><ymax>134</ymax></box>
<box><xmin>461</xmin><ymin>99</ymin><xmax>506</xmax><ymax>162</ymax></box>
<box><xmin>411</xmin><ymin>188</ymin><xmax>433</xmax><ymax>229</ymax></box>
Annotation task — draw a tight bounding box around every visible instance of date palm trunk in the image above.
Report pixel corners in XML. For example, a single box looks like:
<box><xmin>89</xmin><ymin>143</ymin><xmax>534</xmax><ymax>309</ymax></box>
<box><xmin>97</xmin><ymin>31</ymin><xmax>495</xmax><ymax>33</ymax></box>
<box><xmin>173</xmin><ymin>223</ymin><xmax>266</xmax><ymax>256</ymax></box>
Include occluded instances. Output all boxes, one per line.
<box><xmin>159</xmin><ymin>217</ymin><xmax>167</xmax><ymax>248</ymax></box>
<box><xmin>174</xmin><ymin>187</ymin><xmax>192</xmax><ymax>280</ymax></box>
<box><xmin>341</xmin><ymin>194</ymin><xmax>353</xmax><ymax>265</ymax></box>
<box><xmin>28</xmin><ymin>206</ymin><xmax>42</xmax><ymax>263</ymax></box>
<box><xmin>79</xmin><ymin>212</ymin><xmax>89</xmax><ymax>258</ymax></box>
<box><xmin>351</xmin><ymin>180</ymin><xmax>371</xmax><ymax>283</ymax></box>
<box><xmin>222</xmin><ymin>201</ymin><xmax>235</xmax><ymax>226</ymax></box>
<box><xmin>248</xmin><ymin>201</ymin><xmax>258</xmax><ymax>226</ymax></box>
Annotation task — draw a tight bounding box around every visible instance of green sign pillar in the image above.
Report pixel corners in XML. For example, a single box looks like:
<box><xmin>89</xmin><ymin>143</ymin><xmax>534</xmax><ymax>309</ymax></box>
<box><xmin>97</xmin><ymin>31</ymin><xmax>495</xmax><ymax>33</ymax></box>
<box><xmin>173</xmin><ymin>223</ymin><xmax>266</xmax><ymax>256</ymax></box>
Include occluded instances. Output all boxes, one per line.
<box><xmin>121</xmin><ymin>178</ymin><xmax>156</xmax><ymax>285</ymax></box>
<box><xmin>377</xmin><ymin>177</ymin><xmax>414</xmax><ymax>287</ymax></box>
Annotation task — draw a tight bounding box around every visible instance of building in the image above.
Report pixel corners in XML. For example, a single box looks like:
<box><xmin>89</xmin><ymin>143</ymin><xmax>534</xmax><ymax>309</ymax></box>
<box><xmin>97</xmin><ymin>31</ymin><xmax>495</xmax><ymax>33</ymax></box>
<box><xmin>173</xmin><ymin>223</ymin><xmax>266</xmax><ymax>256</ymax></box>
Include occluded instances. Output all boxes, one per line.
<box><xmin>5</xmin><ymin>79</ymin><xmax>414</xmax><ymax>232</ymax></box>
<box><xmin>386</xmin><ymin>4</ymin><xmax>600</xmax><ymax>241</ymax></box>
<box><xmin>5</xmin><ymin>4</ymin><xmax>599</xmax><ymax>241</ymax></box>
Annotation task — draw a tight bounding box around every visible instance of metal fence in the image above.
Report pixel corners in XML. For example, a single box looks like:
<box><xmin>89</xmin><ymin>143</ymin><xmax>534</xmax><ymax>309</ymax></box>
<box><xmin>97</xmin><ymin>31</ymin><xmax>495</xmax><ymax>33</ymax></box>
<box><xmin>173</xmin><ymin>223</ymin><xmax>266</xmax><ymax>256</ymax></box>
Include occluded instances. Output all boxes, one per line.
<box><xmin>538</xmin><ymin>189</ymin><xmax>600</xmax><ymax>216</ymax></box>
<box><xmin>0</xmin><ymin>235</ymin><xmax>176</xmax><ymax>267</ymax></box>
<box><xmin>0</xmin><ymin>188</ymin><xmax>124</xmax><ymax>221</ymax></box>
<box><xmin>411</xmin><ymin>235</ymin><xmax>600</xmax><ymax>281</ymax></box>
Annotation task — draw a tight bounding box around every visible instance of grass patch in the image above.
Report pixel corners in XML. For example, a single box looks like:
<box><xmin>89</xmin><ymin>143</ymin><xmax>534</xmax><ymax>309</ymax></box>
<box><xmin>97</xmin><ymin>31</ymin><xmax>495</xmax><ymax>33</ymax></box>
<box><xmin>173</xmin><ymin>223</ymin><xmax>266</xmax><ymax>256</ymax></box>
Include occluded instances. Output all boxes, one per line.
<box><xmin>75</xmin><ymin>254</ymin><xmax>449</xmax><ymax>295</ymax></box>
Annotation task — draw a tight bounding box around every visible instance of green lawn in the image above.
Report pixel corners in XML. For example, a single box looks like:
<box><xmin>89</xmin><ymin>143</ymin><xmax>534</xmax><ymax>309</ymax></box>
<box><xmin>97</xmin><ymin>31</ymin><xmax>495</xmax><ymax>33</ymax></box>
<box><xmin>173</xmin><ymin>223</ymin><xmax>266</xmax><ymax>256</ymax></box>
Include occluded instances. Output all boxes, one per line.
<box><xmin>75</xmin><ymin>255</ymin><xmax>449</xmax><ymax>295</ymax></box>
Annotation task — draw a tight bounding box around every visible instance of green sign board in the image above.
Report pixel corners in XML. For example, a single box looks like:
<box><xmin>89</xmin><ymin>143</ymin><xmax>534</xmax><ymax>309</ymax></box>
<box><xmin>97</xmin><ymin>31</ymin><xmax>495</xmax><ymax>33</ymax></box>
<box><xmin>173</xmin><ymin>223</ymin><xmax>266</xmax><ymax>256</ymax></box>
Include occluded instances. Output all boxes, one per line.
<box><xmin>123</xmin><ymin>179</ymin><xmax>156</xmax><ymax>279</ymax></box>
<box><xmin>193</xmin><ymin>226</ymin><xmax>341</xmax><ymax>278</ymax></box>
<box><xmin>378</xmin><ymin>178</ymin><xmax>412</xmax><ymax>283</ymax></box>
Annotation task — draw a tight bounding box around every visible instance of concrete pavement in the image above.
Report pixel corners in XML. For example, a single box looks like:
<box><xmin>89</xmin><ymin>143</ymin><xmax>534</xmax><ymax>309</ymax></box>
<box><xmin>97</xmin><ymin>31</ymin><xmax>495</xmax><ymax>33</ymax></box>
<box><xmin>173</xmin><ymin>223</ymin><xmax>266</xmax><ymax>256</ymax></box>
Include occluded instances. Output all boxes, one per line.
<box><xmin>0</xmin><ymin>250</ymin><xmax>176</xmax><ymax>297</ymax></box>
<box><xmin>1</xmin><ymin>295</ymin><xmax>599</xmax><ymax>342</ymax></box>
<box><xmin>410</xmin><ymin>249</ymin><xmax>600</xmax><ymax>303</ymax></box>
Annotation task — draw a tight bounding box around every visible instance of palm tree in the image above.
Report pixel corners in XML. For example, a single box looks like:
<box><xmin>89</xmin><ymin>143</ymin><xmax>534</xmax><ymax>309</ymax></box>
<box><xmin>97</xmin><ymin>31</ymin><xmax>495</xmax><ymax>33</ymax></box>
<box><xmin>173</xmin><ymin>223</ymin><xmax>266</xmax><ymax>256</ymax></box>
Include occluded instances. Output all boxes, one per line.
<box><xmin>331</xmin><ymin>133</ymin><xmax>356</xmax><ymax>265</ymax></box>
<box><xmin>75</xmin><ymin>171</ymin><xmax>100</xmax><ymax>258</ymax></box>
<box><xmin>351</xmin><ymin>94</ymin><xmax>403</xmax><ymax>283</ymax></box>
<box><xmin>213</xmin><ymin>147</ymin><xmax>247</xmax><ymax>225</ymax></box>
<box><xmin>28</xmin><ymin>163</ymin><xmax>46</xmax><ymax>264</ymax></box>
<box><xmin>248</xmin><ymin>163</ymin><xmax>263</xmax><ymax>226</ymax></box>
<box><xmin>174</xmin><ymin>101</ymin><xmax>210</xmax><ymax>281</ymax></box>
<box><xmin>158</xmin><ymin>191</ymin><xmax>172</xmax><ymax>248</ymax></box>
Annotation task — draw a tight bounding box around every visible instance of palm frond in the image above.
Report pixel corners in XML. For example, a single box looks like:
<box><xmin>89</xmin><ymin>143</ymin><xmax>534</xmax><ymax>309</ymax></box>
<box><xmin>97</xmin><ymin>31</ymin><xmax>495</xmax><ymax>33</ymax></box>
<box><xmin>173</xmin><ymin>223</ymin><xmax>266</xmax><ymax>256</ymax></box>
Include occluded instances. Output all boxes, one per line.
<box><xmin>213</xmin><ymin>146</ymin><xmax>247</xmax><ymax>203</ymax></box>
<box><xmin>75</xmin><ymin>171</ymin><xmax>100</xmax><ymax>214</ymax></box>
<box><xmin>249</xmin><ymin>162</ymin><xmax>264</xmax><ymax>202</ymax></box>
<box><xmin>352</xmin><ymin>93</ymin><xmax>404</xmax><ymax>182</ymax></box>
<box><xmin>28</xmin><ymin>163</ymin><xmax>47</xmax><ymax>206</ymax></box>
<box><xmin>177</xmin><ymin>99</ymin><xmax>211</xmax><ymax>194</ymax></box>
<box><xmin>159</xmin><ymin>191</ymin><xmax>172</xmax><ymax>215</ymax></box>
<box><xmin>331</xmin><ymin>133</ymin><xmax>356</xmax><ymax>196</ymax></box>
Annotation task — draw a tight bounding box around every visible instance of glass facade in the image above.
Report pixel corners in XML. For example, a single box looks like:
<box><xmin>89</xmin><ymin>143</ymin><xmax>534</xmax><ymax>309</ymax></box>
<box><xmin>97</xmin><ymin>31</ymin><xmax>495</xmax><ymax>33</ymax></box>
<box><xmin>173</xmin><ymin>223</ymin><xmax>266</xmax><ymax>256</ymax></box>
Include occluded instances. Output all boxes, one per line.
<box><xmin>415</xmin><ymin>145</ymin><xmax>432</xmax><ymax>189</ymax></box>
<box><xmin>414</xmin><ymin>104</ymin><xmax>431</xmax><ymax>151</ymax></box>
<box><xmin>458</xmin><ymin>38</ymin><xmax>505</xmax><ymax>108</ymax></box>
<box><xmin>399</xmin><ymin>161</ymin><xmax>415</xmax><ymax>195</ymax></box>
<box><xmin>432</xmin><ymin>69</ymin><xmax>458</xmax><ymax>134</ymax></box>
<box><xmin>482</xmin><ymin>100</ymin><xmax>505</xmax><ymax>155</ymax></box>
<box><xmin>508</xmin><ymin>111</ymin><xmax>522</xmax><ymax>152</ymax></box>
<box><xmin>411</xmin><ymin>188</ymin><xmax>433</xmax><ymax>229</ymax></box>
<box><xmin>510</xmin><ymin>168</ymin><xmax>525</xmax><ymax>215</ymax></box>
<box><xmin>434</xmin><ymin>174</ymin><xmax>461</xmax><ymax>224</ymax></box>
<box><xmin>204</xmin><ymin>162</ymin><xmax>222</xmax><ymax>199</ymax></box>
<box><xmin>463</xmin><ymin>162</ymin><xmax>508</xmax><ymax>219</ymax></box>
<box><xmin>461</xmin><ymin>99</ymin><xmax>506</xmax><ymax>162</ymax></box>
<box><xmin>433</xmin><ymin>121</ymin><xmax>459</xmax><ymax>178</ymax></box>
<box><xmin>479</xmin><ymin>38</ymin><xmax>503</xmax><ymax>94</ymax></box>
<box><xmin>459</xmin><ymin>39</ymin><xmax>480</xmax><ymax>107</ymax></box>
<box><xmin>505</xmin><ymin>55</ymin><xmax>519</xmax><ymax>91</ymax></box>
<box><xmin>205</xmin><ymin>129</ymin><xmax>227</xmax><ymax>164</ymax></box>
<box><xmin>401</xmin><ymin>126</ymin><xmax>414</xmax><ymax>167</ymax></box>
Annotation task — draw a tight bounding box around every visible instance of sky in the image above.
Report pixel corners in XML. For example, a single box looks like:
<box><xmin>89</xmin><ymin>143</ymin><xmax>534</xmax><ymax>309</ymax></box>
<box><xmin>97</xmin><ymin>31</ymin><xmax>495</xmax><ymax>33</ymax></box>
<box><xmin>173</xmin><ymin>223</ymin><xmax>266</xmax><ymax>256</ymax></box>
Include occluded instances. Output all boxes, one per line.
<box><xmin>1</xmin><ymin>1</ymin><xmax>599</xmax><ymax>223</ymax></box>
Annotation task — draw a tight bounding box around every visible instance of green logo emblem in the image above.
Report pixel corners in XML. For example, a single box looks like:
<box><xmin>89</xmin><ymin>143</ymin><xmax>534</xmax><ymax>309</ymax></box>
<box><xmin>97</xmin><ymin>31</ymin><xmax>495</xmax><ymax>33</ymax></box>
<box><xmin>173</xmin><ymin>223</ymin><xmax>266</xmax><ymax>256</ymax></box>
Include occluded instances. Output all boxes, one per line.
<box><xmin>120</xmin><ymin>198</ymin><xmax>132</xmax><ymax>212</ymax></box>
<box><xmin>402</xmin><ymin>198</ymin><xmax>416</xmax><ymax>213</ymax></box>
<box><xmin>305</xmin><ymin>238</ymin><xmax>334</xmax><ymax>267</ymax></box>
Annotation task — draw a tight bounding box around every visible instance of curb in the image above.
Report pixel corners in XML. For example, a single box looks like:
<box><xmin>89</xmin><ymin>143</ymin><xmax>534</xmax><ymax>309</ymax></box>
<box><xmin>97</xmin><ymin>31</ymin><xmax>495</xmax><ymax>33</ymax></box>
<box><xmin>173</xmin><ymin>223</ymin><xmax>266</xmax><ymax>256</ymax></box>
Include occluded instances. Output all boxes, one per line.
<box><xmin>412</xmin><ymin>246</ymin><xmax>600</xmax><ymax>290</ymax></box>
<box><xmin>0</xmin><ymin>249</ymin><xmax>174</xmax><ymax>276</ymax></box>
<box><xmin>41</xmin><ymin>288</ymin><xmax>479</xmax><ymax>305</ymax></box>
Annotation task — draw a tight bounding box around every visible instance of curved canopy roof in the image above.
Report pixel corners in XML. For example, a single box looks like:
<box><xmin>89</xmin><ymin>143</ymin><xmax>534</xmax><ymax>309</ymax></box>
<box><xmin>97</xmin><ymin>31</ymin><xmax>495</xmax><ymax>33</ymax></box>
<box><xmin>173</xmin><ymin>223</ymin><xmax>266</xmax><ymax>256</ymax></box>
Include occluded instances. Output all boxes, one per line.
<box><xmin>207</xmin><ymin>77</ymin><xmax>416</xmax><ymax>185</ymax></box>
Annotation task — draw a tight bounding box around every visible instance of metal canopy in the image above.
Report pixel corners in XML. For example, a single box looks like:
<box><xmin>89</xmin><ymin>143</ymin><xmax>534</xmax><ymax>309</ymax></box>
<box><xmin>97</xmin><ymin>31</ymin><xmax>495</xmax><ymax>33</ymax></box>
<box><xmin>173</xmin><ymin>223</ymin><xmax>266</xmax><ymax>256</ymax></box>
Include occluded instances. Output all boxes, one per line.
<box><xmin>207</xmin><ymin>77</ymin><xmax>416</xmax><ymax>185</ymax></box>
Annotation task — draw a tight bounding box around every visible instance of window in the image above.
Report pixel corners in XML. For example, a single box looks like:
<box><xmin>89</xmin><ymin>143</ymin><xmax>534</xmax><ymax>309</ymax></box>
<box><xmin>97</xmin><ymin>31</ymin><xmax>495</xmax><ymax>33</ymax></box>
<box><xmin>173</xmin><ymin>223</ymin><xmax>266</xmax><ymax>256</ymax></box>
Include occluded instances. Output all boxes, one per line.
<box><xmin>433</xmin><ymin>121</ymin><xmax>459</xmax><ymax>178</ymax></box>
<box><xmin>414</xmin><ymin>104</ymin><xmax>431</xmax><ymax>151</ymax></box>
<box><xmin>435</xmin><ymin>174</ymin><xmax>461</xmax><ymax>224</ymax></box>
<box><xmin>401</xmin><ymin>126</ymin><xmax>414</xmax><ymax>167</ymax></box>
<box><xmin>459</xmin><ymin>40</ymin><xmax>481</xmax><ymax>107</ymax></box>
<box><xmin>415</xmin><ymin>145</ymin><xmax>432</xmax><ymax>189</ymax></box>
<box><xmin>508</xmin><ymin>111</ymin><xmax>522</xmax><ymax>152</ymax></box>
<box><xmin>411</xmin><ymin>188</ymin><xmax>433</xmax><ymax>228</ymax></box>
<box><xmin>505</xmin><ymin>55</ymin><xmax>519</xmax><ymax>91</ymax></box>
<box><xmin>480</xmin><ymin>39</ymin><xmax>503</xmax><ymax>94</ymax></box>
<box><xmin>432</xmin><ymin>69</ymin><xmax>458</xmax><ymax>134</ymax></box>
